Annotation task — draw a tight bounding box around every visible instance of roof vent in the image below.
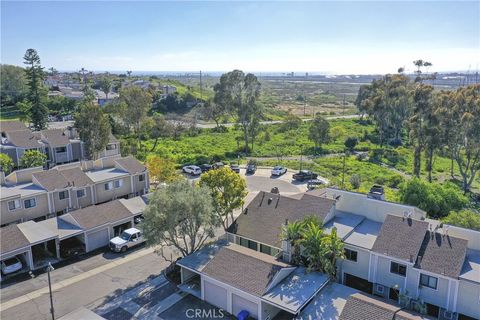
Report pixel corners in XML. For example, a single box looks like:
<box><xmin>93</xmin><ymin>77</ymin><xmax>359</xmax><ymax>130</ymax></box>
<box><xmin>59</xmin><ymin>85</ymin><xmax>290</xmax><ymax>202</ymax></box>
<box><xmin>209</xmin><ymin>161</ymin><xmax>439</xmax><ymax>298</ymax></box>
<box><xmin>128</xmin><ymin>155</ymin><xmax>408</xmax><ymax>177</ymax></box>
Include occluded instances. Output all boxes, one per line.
<box><xmin>268</xmin><ymin>198</ymin><xmax>273</xmax><ymax>205</ymax></box>
<box><xmin>271</xmin><ymin>187</ymin><xmax>279</xmax><ymax>194</ymax></box>
<box><xmin>367</xmin><ymin>185</ymin><xmax>385</xmax><ymax>201</ymax></box>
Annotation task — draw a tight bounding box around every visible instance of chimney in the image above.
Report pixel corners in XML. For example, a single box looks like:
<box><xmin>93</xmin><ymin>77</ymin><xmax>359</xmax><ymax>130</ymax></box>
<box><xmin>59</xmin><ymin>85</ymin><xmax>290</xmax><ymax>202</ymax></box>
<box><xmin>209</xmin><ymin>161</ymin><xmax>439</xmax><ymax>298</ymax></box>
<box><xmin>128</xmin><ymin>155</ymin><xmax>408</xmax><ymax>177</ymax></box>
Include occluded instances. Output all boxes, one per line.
<box><xmin>275</xmin><ymin>196</ymin><xmax>280</xmax><ymax>208</ymax></box>
<box><xmin>429</xmin><ymin>225</ymin><xmax>434</xmax><ymax>240</ymax></box>
<box><xmin>268</xmin><ymin>197</ymin><xmax>273</xmax><ymax>205</ymax></box>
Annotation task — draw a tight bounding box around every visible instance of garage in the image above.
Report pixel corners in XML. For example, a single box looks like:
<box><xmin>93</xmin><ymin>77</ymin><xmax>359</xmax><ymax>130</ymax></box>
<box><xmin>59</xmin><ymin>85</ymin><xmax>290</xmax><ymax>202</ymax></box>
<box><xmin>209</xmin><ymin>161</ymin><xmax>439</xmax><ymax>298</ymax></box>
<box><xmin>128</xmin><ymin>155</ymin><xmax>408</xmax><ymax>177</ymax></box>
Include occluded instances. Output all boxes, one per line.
<box><xmin>204</xmin><ymin>280</ymin><xmax>228</xmax><ymax>311</ymax></box>
<box><xmin>86</xmin><ymin>228</ymin><xmax>109</xmax><ymax>251</ymax></box>
<box><xmin>232</xmin><ymin>293</ymin><xmax>258</xmax><ymax>319</ymax></box>
<box><xmin>344</xmin><ymin>273</ymin><xmax>373</xmax><ymax>294</ymax></box>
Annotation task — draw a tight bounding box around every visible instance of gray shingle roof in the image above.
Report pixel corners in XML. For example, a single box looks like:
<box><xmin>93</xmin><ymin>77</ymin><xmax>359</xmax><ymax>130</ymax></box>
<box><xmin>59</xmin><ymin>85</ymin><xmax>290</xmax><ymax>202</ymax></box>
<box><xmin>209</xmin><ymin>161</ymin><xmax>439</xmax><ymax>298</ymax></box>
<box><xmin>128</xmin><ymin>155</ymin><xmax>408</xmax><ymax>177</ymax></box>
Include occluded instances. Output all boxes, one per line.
<box><xmin>69</xmin><ymin>200</ymin><xmax>133</xmax><ymax>229</ymax></box>
<box><xmin>340</xmin><ymin>293</ymin><xmax>425</xmax><ymax>320</ymax></box>
<box><xmin>0</xmin><ymin>120</ymin><xmax>28</xmax><ymax>133</ymax></box>
<box><xmin>227</xmin><ymin>191</ymin><xmax>335</xmax><ymax>248</ymax></box>
<box><xmin>58</xmin><ymin>167</ymin><xmax>93</xmax><ymax>187</ymax></box>
<box><xmin>202</xmin><ymin>245</ymin><xmax>291</xmax><ymax>296</ymax></box>
<box><xmin>415</xmin><ymin>231</ymin><xmax>468</xmax><ymax>279</ymax></box>
<box><xmin>372</xmin><ymin>215</ymin><xmax>429</xmax><ymax>262</ymax></box>
<box><xmin>0</xmin><ymin>224</ymin><xmax>30</xmax><ymax>254</ymax></box>
<box><xmin>5</xmin><ymin>130</ymin><xmax>42</xmax><ymax>148</ymax></box>
<box><xmin>115</xmin><ymin>156</ymin><xmax>146</xmax><ymax>174</ymax></box>
<box><xmin>41</xmin><ymin>129</ymin><xmax>70</xmax><ymax>146</ymax></box>
<box><xmin>33</xmin><ymin>170</ymin><xmax>69</xmax><ymax>191</ymax></box>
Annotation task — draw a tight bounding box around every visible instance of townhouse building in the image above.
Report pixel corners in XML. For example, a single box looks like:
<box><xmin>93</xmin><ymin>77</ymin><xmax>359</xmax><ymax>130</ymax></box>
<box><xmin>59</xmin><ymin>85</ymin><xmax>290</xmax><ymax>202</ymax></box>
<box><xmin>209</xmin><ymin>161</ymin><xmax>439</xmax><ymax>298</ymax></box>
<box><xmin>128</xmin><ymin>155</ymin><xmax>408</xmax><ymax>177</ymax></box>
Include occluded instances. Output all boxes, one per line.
<box><xmin>213</xmin><ymin>188</ymin><xmax>480</xmax><ymax>320</ymax></box>
<box><xmin>0</xmin><ymin>120</ymin><xmax>120</xmax><ymax>168</ymax></box>
<box><xmin>0</xmin><ymin>155</ymin><xmax>149</xmax><ymax>226</ymax></box>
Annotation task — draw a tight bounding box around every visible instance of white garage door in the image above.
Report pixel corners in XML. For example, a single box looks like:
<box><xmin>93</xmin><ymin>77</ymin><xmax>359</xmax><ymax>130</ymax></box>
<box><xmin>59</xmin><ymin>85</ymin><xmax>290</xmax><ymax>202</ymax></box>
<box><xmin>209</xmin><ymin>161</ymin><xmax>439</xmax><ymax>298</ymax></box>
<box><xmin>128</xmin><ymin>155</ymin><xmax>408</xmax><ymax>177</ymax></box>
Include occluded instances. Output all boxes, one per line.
<box><xmin>204</xmin><ymin>281</ymin><xmax>228</xmax><ymax>311</ymax></box>
<box><xmin>87</xmin><ymin>228</ymin><xmax>109</xmax><ymax>251</ymax></box>
<box><xmin>232</xmin><ymin>293</ymin><xmax>258</xmax><ymax>319</ymax></box>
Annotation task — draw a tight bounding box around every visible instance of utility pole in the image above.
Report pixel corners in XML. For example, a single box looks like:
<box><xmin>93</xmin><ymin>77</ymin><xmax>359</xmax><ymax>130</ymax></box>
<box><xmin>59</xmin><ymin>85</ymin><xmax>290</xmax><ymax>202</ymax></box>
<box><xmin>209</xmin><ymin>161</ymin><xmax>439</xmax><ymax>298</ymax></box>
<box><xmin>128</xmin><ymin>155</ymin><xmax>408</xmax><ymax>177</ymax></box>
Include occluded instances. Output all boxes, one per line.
<box><xmin>342</xmin><ymin>94</ymin><xmax>346</xmax><ymax>116</ymax></box>
<box><xmin>341</xmin><ymin>148</ymin><xmax>346</xmax><ymax>189</ymax></box>
<box><xmin>299</xmin><ymin>144</ymin><xmax>304</xmax><ymax>171</ymax></box>
<box><xmin>47</xmin><ymin>263</ymin><xmax>55</xmax><ymax>320</ymax></box>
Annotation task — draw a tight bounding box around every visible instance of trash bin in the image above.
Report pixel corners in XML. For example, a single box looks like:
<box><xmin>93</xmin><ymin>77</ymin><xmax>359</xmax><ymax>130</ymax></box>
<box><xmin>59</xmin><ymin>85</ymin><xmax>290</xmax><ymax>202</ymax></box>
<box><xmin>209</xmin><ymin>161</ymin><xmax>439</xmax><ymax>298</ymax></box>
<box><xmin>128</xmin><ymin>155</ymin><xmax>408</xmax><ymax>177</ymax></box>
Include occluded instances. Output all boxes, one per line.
<box><xmin>237</xmin><ymin>310</ymin><xmax>250</xmax><ymax>320</ymax></box>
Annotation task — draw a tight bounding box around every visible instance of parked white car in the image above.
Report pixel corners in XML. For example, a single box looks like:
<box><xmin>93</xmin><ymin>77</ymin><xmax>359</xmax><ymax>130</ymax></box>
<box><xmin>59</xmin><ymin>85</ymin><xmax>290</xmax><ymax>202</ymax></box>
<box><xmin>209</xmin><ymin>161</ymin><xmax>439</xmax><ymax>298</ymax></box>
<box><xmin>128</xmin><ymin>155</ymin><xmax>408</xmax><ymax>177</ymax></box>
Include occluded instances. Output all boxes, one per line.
<box><xmin>271</xmin><ymin>166</ymin><xmax>287</xmax><ymax>176</ymax></box>
<box><xmin>1</xmin><ymin>256</ymin><xmax>23</xmax><ymax>275</ymax></box>
<box><xmin>182</xmin><ymin>165</ymin><xmax>202</xmax><ymax>175</ymax></box>
<box><xmin>109</xmin><ymin>228</ymin><xmax>145</xmax><ymax>253</ymax></box>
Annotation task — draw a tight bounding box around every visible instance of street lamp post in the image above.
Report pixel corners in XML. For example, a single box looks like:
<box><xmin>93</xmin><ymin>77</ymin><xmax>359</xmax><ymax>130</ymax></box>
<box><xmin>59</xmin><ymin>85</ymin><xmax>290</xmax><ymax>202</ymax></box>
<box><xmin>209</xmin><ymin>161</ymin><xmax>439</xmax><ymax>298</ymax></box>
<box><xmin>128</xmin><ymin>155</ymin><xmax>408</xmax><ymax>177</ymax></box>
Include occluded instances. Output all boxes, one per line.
<box><xmin>46</xmin><ymin>263</ymin><xmax>55</xmax><ymax>320</ymax></box>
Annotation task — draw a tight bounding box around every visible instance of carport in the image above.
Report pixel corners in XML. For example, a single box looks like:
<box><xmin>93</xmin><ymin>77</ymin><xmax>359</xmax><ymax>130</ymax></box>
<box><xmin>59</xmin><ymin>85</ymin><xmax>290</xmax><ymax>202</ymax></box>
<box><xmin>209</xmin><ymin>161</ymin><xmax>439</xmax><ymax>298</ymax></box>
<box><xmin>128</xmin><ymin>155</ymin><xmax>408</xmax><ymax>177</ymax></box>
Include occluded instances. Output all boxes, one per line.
<box><xmin>38</xmin><ymin>215</ymin><xmax>86</xmax><ymax>259</ymax></box>
<box><xmin>17</xmin><ymin>221</ymin><xmax>60</xmax><ymax>270</ymax></box>
<box><xmin>0</xmin><ymin>224</ymin><xmax>34</xmax><ymax>280</ymax></box>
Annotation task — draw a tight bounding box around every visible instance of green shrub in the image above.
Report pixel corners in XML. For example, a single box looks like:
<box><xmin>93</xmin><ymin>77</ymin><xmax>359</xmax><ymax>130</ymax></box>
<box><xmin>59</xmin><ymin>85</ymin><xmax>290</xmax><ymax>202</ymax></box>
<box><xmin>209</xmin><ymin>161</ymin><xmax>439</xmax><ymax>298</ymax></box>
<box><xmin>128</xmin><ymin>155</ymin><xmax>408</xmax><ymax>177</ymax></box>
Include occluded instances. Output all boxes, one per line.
<box><xmin>399</xmin><ymin>179</ymin><xmax>468</xmax><ymax>218</ymax></box>
<box><xmin>442</xmin><ymin>209</ymin><xmax>480</xmax><ymax>231</ymax></box>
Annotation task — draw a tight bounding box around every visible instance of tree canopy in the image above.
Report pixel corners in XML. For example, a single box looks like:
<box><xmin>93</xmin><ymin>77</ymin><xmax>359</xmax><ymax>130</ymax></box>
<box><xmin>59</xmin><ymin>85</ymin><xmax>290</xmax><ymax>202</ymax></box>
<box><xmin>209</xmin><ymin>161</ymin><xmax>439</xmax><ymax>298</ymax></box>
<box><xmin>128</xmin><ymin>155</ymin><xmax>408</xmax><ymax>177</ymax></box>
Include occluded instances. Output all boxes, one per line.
<box><xmin>19</xmin><ymin>150</ymin><xmax>46</xmax><ymax>168</ymax></box>
<box><xmin>23</xmin><ymin>49</ymin><xmax>48</xmax><ymax>130</ymax></box>
<box><xmin>141</xmin><ymin>181</ymin><xmax>219</xmax><ymax>259</ymax></box>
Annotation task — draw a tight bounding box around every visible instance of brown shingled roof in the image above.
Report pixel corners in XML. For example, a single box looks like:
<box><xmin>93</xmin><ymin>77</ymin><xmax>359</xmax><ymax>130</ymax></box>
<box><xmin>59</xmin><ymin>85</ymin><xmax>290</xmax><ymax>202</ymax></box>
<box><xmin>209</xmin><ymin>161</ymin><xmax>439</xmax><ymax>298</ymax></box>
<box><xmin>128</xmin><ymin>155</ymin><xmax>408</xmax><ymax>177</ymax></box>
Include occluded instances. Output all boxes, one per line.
<box><xmin>372</xmin><ymin>215</ymin><xmax>429</xmax><ymax>262</ymax></box>
<box><xmin>69</xmin><ymin>200</ymin><xmax>133</xmax><ymax>229</ymax></box>
<box><xmin>58</xmin><ymin>167</ymin><xmax>93</xmax><ymax>187</ymax></box>
<box><xmin>115</xmin><ymin>156</ymin><xmax>146</xmax><ymax>174</ymax></box>
<box><xmin>415</xmin><ymin>231</ymin><xmax>468</xmax><ymax>279</ymax></box>
<box><xmin>41</xmin><ymin>129</ymin><xmax>70</xmax><ymax>146</ymax></box>
<box><xmin>5</xmin><ymin>130</ymin><xmax>42</xmax><ymax>148</ymax></box>
<box><xmin>227</xmin><ymin>191</ymin><xmax>335</xmax><ymax>248</ymax></box>
<box><xmin>0</xmin><ymin>120</ymin><xmax>28</xmax><ymax>133</ymax></box>
<box><xmin>340</xmin><ymin>293</ymin><xmax>426</xmax><ymax>320</ymax></box>
<box><xmin>202</xmin><ymin>245</ymin><xmax>291</xmax><ymax>296</ymax></box>
<box><xmin>33</xmin><ymin>170</ymin><xmax>69</xmax><ymax>191</ymax></box>
<box><xmin>0</xmin><ymin>224</ymin><xmax>30</xmax><ymax>254</ymax></box>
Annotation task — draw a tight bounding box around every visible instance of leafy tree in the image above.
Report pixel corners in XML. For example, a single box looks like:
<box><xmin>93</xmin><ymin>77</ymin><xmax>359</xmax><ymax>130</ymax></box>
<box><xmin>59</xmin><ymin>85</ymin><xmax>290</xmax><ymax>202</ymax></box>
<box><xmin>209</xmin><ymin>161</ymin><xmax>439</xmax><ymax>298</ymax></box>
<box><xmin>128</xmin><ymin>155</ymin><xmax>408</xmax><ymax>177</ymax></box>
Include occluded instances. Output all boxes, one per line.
<box><xmin>214</xmin><ymin>70</ymin><xmax>262</xmax><ymax>153</ymax></box>
<box><xmin>280</xmin><ymin>112</ymin><xmax>302</xmax><ymax>132</ymax></box>
<box><xmin>399</xmin><ymin>179</ymin><xmax>468</xmax><ymax>218</ymax></box>
<box><xmin>447</xmin><ymin>85</ymin><xmax>480</xmax><ymax>192</ymax></box>
<box><xmin>46</xmin><ymin>96</ymin><xmax>78</xmax><ymax>115</ymax></box>
<box><xmin>350</xmin><ymin>174</ymin><xmax>361</xmax><ymax>189</ymax></box>
<box><xmin>119</xmin><ymin>86</ymin><xmax>152</xmax><ymax>145</ymax></box>
<box><xmin>23</xmin><ymin>49</ymin><xmax>48</xmax><ymax>130</ymax></box>
<box><xmin>0</xmin><ymin>154</ymin><xmax>14</xmax><ymax>174</ymax></box>
<box><xmin>308</xmin><ymin>114</ymin><xmax>330</xmax><ymax>151</ymax></box>
<box><xmin>301</xmin><ymin>221</ymin><xmax>325</xmax><ymax>272</ymax></box>
<box><xmin>201</xmin><ymin>100</ymin><xmax>225</xmax><ymax>128</ymax></box>
<box><xmin>146</xmin><ymin>155</ymin><xmax>180</xmax><ymax>186</ymax></box>
<box><xmin>148</xmin><ymin>114</ymin><xmax>173</xmax><ymax>152</ymax></box>
<box><xmin>99</xmin><ymin>77</ymin><xmax>113</xmax><ymax>100</ymax></box>
<box><xmin>442</xmin><ymin>209</ymin><xmax>480</xmax><ymax>231</ymax></box>
<box><xmin>199</xmin><ymin>167</ymin><xmax>248</xmax><ymax>230</ymax></box>
<box><xmin>344</xmin><ymin>137</ymin><xmax>359</xmax><ymax>152</ymax></box>
<box><xmin>141</xmin><ymin>181</ymin><xmax>219</xmax><ymax>260</ymax></box>
<box><xmin>20</xmin><ymin>150</ymin><xmax>46</xmax><ymax>168</ymax></box>
<box><xmin>0</xmin><ymin>64</ymin><xmax>27</xmax><ymax>107</ymax></box>
<box><xmin>330</xmin><ymin>125</ymin><xmax>346</xmax><ymax>140</ymax></box>
<box><xmin>320</xmin><ymin>228</ymin><xmax>345</xmax><ymax>279</ymax></box>
<box><xmin>74</xmin><ymin>100</ymin><xmax>111</xmax><ymax>160</ymax></box>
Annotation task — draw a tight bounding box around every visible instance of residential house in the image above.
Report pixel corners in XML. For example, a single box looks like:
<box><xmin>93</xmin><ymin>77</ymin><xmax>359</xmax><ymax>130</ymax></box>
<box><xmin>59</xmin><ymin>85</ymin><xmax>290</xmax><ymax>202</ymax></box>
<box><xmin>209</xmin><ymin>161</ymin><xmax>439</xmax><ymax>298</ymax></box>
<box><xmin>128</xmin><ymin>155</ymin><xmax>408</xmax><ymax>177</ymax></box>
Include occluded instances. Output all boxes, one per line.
<box><xmin>179</xmin><ymin>188</ymin><xmax>480</xmax><ymax>320</ymax></box>
<box><xmin>0</xmin><ymin>155</ymin><xmax>148</xmax><ymax>226</ymax></box>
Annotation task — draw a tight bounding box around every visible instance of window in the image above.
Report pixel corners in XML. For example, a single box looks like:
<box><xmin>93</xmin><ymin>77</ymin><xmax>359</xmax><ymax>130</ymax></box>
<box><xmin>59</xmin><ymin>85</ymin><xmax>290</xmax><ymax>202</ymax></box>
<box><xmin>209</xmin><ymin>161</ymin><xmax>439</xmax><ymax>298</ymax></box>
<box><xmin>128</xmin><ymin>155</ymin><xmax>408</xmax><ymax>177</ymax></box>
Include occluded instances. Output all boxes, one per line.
<box><xmin>390</xmin><ymin>262</ymin><xmax>407</xmax><ymax>276</ymax></box>
<box><xmin>105</xmin><ymin>181</ymin><xmax>113</xmax><ymax>190</ymax></box>
<box><xmin>56</xmin><ymin>146</ymin><xmax>67</xmax><ymax>153</ymax></box>
<box><xmin>114</xmin><ymin>179</ymin><xmax>123</xmax><ymax>188</ymax></box>
<box><xmin>420</xmin><ymin>274</ymin><xmax>438</xmax><ymax>289</ymax></box>
<box><xmin>59</xmin><ymin>191</ymin><xmax>69</xmax><ymax>200</ymax></box>
<box><xmin>106</xmin><ymin>144</ymin><xmax>117</xmax><ymax>150</ymax></box>
<box><xmin>76</xmin><ymin>189</ymin><xmax>86</xmax><ymax>198</ymax></box>
<box><xmin>239</xmin><ymin>237</ymin><xmax>258</xmax><ymax>251</ymax></box>
<box><xmin>24</xmin><ymin>198</ymin><xmax>36</xmax><ymax>209</ymax></box>
<box><xmin>345</xmin><ymin>248</ymin><xmax>358</xmax><ymax>262</ymax></box>
<box><xmin>260</xmin><ymin>244</ymin><xmax>272</xmax><ymax>255</ymax></box>
<box><xmin>8</xmin><ymin>199</ymin><xmax>21</xmax><ymax>211</ymax></box>
<box><xmin>139</xmin><ymin>174</ymin><xmax>145</xmax><ymax>182</ymax></box>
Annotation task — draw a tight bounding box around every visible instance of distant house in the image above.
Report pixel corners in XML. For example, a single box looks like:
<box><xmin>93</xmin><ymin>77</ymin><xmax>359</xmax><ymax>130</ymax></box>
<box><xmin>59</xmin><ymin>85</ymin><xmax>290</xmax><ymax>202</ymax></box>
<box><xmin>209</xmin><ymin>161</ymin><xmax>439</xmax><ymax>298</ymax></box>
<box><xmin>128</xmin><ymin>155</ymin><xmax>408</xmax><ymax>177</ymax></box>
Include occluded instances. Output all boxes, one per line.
<box><xmin>95</xmin><ymin>90</ymin><xmax>119</xmax><ymax>107</ymax></box>
<box><xmin>0</xmin><ymin>120</ymin><xmax>121</xmax><ymax>168</ymax></box>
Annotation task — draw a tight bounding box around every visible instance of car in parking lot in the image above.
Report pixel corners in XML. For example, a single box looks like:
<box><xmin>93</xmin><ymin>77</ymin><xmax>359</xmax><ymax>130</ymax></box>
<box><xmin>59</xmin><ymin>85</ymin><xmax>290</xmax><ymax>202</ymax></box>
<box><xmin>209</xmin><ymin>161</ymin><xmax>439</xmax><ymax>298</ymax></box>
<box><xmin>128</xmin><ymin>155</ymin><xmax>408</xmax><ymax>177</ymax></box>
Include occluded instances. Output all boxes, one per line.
<box><xmin>199</xmin><ymin>164</ymin><xmax>213</xmax><ymax>172</ymax></box>
<box><xmin>293</xmin><ymin>170</ymin><xmax>318</xmax><ymax>181</ymax></box>
<box><xmin>246</xmin><ymin>163</ymin><xmax>257</xmax><ymax>174</ymax></box>
<box><xmin>230</xmin><ymin>164</ymin><xmax>240</xmax><ymax>173</ymax></box>
<box><xmin>182</xmin><ymin>165</ymin><xmax>202</xmax><ymax>175</ymax></box>
<box><xmin>213</xmin><ymin>162</ymin><xmax>225</xmax><ymax>169</ymax></box>
<box><xmin>1</xmin><ymin>256</ymin><xmax>23</xmax><ymax>275</ymax></box>
<box><xmin>271</xmin><ymin>166</ymin><xmax>287</xmax><ymax>176</ymax></box>
<box><xmin>109</xmin><ymin>228</ymin><xmax>145</xmax><ymax>253</ymax></box>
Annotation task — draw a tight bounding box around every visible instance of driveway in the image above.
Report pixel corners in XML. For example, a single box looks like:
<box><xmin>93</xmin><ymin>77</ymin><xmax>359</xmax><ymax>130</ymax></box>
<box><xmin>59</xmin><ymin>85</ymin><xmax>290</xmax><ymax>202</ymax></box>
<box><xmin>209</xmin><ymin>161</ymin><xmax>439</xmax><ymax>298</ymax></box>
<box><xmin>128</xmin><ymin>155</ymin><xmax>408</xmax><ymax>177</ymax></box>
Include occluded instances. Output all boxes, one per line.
<box><xmin>159</xmin><ymin>294</ymin><xmax>235</xmax><ymax>320</ymax></box>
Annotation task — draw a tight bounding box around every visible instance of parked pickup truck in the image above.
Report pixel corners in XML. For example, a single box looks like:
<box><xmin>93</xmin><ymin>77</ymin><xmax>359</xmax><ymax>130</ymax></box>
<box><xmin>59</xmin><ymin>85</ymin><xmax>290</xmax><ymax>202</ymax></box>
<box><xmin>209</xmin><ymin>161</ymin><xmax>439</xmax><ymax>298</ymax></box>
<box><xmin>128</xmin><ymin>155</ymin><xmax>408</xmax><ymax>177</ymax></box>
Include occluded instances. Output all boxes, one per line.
<box><xmin>293</xmin><ymin>170</ymin><xmax>318</xmax><ymax>181</ymax></box>
<box><xmin>109</xmin><ymin>228</ymin><xmax>145</xmax><ymax>253</ymax></box>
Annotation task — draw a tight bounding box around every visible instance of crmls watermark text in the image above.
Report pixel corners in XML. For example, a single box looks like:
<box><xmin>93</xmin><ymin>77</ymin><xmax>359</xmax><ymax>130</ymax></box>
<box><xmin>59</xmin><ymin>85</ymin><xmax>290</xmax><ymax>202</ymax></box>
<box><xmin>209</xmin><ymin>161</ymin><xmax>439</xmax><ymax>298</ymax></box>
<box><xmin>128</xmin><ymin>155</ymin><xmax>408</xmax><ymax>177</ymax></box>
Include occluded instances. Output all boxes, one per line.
<box><xmin>186</xmin><ymin>308</ymin><xmax>226</xmax><ymax>319</ymax></box>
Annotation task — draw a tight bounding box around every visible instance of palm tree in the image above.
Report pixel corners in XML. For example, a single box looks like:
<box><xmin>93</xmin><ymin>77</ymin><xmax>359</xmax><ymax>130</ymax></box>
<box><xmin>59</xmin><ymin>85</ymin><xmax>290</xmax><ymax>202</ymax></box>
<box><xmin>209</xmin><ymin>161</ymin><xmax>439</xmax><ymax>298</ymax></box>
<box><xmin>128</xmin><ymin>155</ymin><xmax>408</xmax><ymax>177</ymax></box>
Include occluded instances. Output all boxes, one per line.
<box><xmin>281</xmin><ymin>220</ymin><xmax>304</xmax><ymax>265</ymax></box>
<box><xmin>320</xmin><ymin>228</ymin><xmax>345</xmax><ymax>279</ymax></box>
<box><xmin>301</xmin><ymin>222</ymin><xmax>324</xmax><ymax>271</ymax></box>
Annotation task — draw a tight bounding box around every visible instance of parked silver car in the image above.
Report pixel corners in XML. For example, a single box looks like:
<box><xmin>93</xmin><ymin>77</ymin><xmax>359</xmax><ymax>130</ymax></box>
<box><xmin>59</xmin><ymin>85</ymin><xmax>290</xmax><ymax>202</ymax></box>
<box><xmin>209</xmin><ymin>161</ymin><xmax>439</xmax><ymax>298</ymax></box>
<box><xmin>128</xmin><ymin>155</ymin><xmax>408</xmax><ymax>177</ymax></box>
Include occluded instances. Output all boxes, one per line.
<box><xmin>182</xmin><ymin>165</ymin><xmax>202</xmax><ymax>175</ymax></box>
<box><xmin>1</xmin><ymin>256</ymin><xmax>23</xmax><ymax>275</ymax></box>
<box><xmin>109</xmin><ymin>228</ymin><xmax>145</xmax><ymax>253</ymax></box>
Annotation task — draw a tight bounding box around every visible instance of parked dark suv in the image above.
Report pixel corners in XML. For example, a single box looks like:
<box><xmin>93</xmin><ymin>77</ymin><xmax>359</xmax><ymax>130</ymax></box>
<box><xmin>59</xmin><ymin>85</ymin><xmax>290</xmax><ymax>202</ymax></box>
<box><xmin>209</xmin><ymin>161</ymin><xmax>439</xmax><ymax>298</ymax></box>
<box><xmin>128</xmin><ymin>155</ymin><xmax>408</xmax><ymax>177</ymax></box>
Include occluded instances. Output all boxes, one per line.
<box><xmin>230</xmin><ymin>164</ymin><xmax>240</xmax><ymax>173</ymax></box>
<box><xmin>293</xmin><ymin>170</ymin><xmax>318</xmax><ymax>181</ymax></box>
<box><xmin>199</xmin><ymin>164</ymin><xmax>213</xmax><ymax>172</ymax></box>
<box><xmin>246</xmin><ymin>163</ymin><xmax>257</xmax><ymax>174</ymax></box>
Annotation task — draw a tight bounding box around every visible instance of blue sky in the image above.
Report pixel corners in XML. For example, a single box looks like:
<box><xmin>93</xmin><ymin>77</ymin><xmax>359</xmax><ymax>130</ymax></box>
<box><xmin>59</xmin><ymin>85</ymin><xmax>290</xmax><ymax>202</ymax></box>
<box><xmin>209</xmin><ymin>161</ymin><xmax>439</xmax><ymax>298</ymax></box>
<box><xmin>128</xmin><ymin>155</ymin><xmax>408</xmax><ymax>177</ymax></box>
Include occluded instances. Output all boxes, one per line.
<box><xmin>1</xmin><ymin>1</ymin><xmax>478</xmax><ymax>74</ymax></box>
